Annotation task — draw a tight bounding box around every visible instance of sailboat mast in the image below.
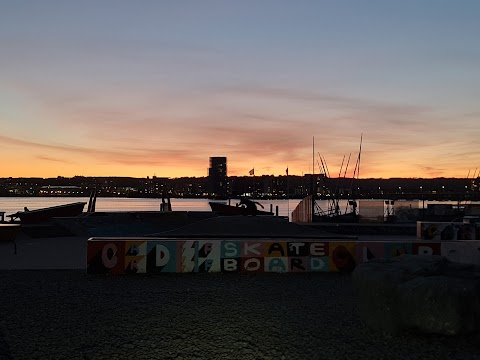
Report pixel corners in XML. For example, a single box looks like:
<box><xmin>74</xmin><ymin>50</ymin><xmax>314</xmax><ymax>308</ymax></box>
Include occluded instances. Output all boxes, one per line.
<box><xmin>311</xmin><ymin>136</ymin><xmax>315</xmax><ymax>222</ymax></box>
<box><xmin>357</xmin><ymin>133</ymin><xmax>363</xmax><ymax>180</ymax></box>
<box><xmin>350</xmin><ymin>134</ymin><xmax>363</xmax><ymax>194</ymax></box>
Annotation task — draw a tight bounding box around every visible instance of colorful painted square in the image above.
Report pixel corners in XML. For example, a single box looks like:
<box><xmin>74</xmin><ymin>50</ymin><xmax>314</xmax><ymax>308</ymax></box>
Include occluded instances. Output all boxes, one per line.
<box><xmin>242</xmin><ymin>241</ymin><xmax>266</xmax><ymax>257</ymax></box>
<box><xmin>146</xmin><ymin>241</ymin><xmax>178</xmax><ymax>273</ymax></box>
<box><xmin>125</xmin><ymin>241</ymin><xmax>147</xmax><ymax>256</ymax></box>
<box><xmin>412</xmin><ymin>242</ymin><xmax>440</xmax><ymax>256</ymax></box>
<box><xmin>288</xmin><ymin>257</ymin><xmax>309</xmax><ymax>272</ymax></box>
<box><xmin>87</xmin><ymin>241</ymin><xmax>125</xmax><ymax>275</ymax></box>
<box><xmin>221</xmin><ymin>258</ymin><xmax>242</xmax><ymax>272</ymax></box>
<box><xmin>308</xmin><ymin>256</ymin><xmax>330</xmax><ymax>272</ymax></box>
<box><xmin>441</xmin><ymin>241</ymin><xmax>480</xmax><ymax>265</ymax></box>
<box><xmin>384</xmin><ymin>242</ymin><xmax>412</xmax><ymax>259</ymax></box>
<box><xmin>197</xmin><ymin>257</ymin><xmax>220</xmax><ymax>272</ymax></box>
<box><xmin>240</xmin><ymin>257</ymin><xmax>264</xmax><ymax>273</ymax></box>
<box><xmin>329</xmin><ymin>242</ymin><xmax>356</xmax><ymax>272</ymax></box>
<box><xmin>355</xmin><ymin>242</ymin><xmax>385</xmax><ymax>264</ymax></box>
<box><xmin>287</xmin><ymin>242</ymin><xmax>309</xmax><ymax>257</ymax></box>
<box><xmin>419</xmin><ymin>223</ymin><xmax>442</xmax><ymax>240</ymax></box>
<box><xmin>196</xmin><ymin>241</ymin><xmax>221</xmax><ymax>272</ymax></box>
<box><xmin>307</xmin><ymin>242</ymin><xmax>329</xmax><ymax>257</ymax></box>
<box><xmin>264</xmin><ymin>257</ymin><xmax>288</xmax><ymax>272</ymax></box>
<box><xmin>180</xmin><ymin>241</ymin><xmax>197</xmax><ymax>272</ymax></box>
<box><xmin>125</xmin><ymin>256</ymin><xmax>147</xmax><ymax>274</ymax></box>
<box><xmin>197</xmin><ymin>241</ymin><xmax>220</xmax><ymax>258</ymax></box>
<box><xmin>265</xmin><ymin>242</ymin><xmax>288</xmax><ymax>257</ymax></box>
<box><xmin>221</xmin><ymin>241</ymin><xmax>242</xmax><ymax>258</ymax></box>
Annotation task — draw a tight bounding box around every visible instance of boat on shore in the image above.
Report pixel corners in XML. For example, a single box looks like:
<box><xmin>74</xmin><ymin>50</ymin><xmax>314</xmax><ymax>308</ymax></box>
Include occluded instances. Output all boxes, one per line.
<box><xmin>209</xmin><ymin>200</ymin><xmax>275</xmax><ymax>216</ymax></box>
<box><xmin>7</xmin><ymin>202</ymin><xmax>87</xmax><ymax>224</ymax></box>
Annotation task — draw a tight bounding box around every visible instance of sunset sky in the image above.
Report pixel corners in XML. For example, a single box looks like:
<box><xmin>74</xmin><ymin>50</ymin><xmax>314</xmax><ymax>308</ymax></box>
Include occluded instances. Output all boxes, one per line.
<box><xmin>1</xmin><ymin>1</ymin><xmax>479</xmax><ymax>179</ymax></box>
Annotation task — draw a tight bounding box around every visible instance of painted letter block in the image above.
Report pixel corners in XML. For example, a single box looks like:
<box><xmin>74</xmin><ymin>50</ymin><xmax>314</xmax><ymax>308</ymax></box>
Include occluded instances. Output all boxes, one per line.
<box><xmin>355</xmin><ymin>242</ymin><xmax>385</xmax><ymax>264</ymax></box>
<box><xmin>413</xmin><ymin>242</ymin><xmax>440</xmax><ymax>256</ymax></box>
<box><xmin>196</xmin><ymin>241</ymin><xmax>221</xmax><ymax>272</ymax></box>
<box><xmin>221</xmin><ymin>258</ymin><xmax>241</xmax><ymax>272</ymax></box>
<box><xmin>441</xmin><ymin>241</ymin><xmax>480</xmax><ymax>265</ymax></box>
<box><xmin>242</xmin><ymin>242</ymin><xmax>265</xmax><ymax>257</ymax></box>
<box><xmin>241</xmin><ymin>257</ymin><xmax>264</xmax><ymax>273</ymax></box>
<box><xmin>125</xmin><ymin>256</ymin><xmax>146</xmax><ymax>274</ymax></box>
<box><xmin>309</xmin><ymin>242</ymin><xmax>328</xmax><ymax>256</ymax></box>
<box><xmin>265</xmin><ymin>242</ymin><xmax>287</xmax><ymax>257</ymax></box>
<box><xmin>222</xmin><ymin>241</ymin><xmax>242</xmax><ymax>258</ymax></box>
<box><xmin>384</xmin><ymin>242</ymin><xmax>412</xmax><ymax>259</ymax></box>
<box><xmin>87</xmin><ymin>241</ymin><xmax>125</xmax><ymax>274</ymax></box>
<box><xmin>289</xmin><ymin>257</ymin><xmax>308</xmax><ymax>272</ymax></box>
<box><xmin>309</xmin><ymin>256</ymin><xmax>329</xmax><ymax>272</ymax></box>
<box><xmin>287</xmin><ymin>242</ymin><xmax>308</xmax><ymax>257</ymax></box>
<box><xmin>329</xmin><ymin>242</ymin><xmax>356</xmax><ymax>272</ymax></box>
<box><xmin>265</xmin><ymin>257</ymin><xmax>288</xmax><ymax>272</ymax></box>
<box><xmin>125</xmin><ymin>241</ymin><xmax>147</xmax><ymax>273</ymax></box>
<box><xmin>146</xmin><ymin>241</ymin><xmax>178</xmax><ymax>273</ymax></box>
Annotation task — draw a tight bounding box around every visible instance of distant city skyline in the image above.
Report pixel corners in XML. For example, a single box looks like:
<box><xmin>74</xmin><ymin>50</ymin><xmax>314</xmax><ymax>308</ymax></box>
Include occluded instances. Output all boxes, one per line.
<box><xmin>1</xmin><ymin>1</ymin><xmax>479</xmax><ymax>179</ymax></box>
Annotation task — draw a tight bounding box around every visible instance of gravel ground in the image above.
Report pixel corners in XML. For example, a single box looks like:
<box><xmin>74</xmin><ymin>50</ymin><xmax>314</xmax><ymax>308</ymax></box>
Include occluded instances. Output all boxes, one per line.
<box><xmin>0</xmin><ymin>271</ymin><xmax>479</xmax><ymax>360</ymax></box>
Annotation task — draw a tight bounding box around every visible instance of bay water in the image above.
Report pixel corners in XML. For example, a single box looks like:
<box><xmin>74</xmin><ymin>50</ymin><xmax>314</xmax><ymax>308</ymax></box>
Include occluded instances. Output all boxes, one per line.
<box><xmin>0</xmin><ymin>197</ymin><xmax>302</xmax><ymax>219</ymax></box>
<box><xmin>1</xmin><ymin>197</ymin><xmax>476</xmax><ymax>221</ymax></box>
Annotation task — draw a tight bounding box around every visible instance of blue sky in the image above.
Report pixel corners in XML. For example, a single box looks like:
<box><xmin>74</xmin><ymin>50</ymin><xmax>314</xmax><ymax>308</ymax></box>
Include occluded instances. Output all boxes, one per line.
<box><xmin>1</xmin><ymin>1</ymin><xmax>479</xmax><ymax>178</ymax></box>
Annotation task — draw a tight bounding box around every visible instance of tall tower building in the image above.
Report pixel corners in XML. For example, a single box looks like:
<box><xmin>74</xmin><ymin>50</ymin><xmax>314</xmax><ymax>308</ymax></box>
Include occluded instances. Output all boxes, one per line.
<box><xmin>208</xmin><ymin>157</ymin><xmax>227</xmax><ymax>198</ymax></box>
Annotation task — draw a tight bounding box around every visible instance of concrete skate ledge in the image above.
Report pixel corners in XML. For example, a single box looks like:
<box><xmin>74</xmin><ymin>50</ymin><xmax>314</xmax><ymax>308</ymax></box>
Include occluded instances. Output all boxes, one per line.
<box><xmin>87</xmin><ymin>237</ymin><xmax>480</xmax><ymax>274</ymax></box>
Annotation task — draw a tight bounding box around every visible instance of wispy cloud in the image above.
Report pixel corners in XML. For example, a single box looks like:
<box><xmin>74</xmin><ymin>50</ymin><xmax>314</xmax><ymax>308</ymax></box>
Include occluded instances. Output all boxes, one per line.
<box><xmin>218</xmin><ymin>84</ymin><xmax>430</xmax><ymax>115</ymax></box>
<box><xmin>0</xmin><ymin>135</ymin><xmax>201</xmax><ymax>168</ymax></box>
<box><xmin>35</xmin><ymin>155</ymin><xmax>71</xmax><ymax>164</ymax></box>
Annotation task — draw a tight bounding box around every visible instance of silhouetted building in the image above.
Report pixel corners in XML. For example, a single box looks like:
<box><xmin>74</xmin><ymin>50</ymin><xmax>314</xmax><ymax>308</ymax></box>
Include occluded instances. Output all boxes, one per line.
<box><xmin>208</xmin><ymin>157</ymin><xmax>227</xmax><ymax>198</ymax></box>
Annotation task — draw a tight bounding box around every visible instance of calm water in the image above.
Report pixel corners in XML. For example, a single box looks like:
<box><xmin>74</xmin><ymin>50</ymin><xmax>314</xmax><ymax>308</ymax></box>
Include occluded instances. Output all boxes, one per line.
<box><xmin>0</xmin><ymin>197</ymin><xmax>302</xmax><ymax>219</ymax></box>
<box><xmin>1</xmin><ymin>197</ymin><xmax>477</xmax><ymax>220</ymax></box>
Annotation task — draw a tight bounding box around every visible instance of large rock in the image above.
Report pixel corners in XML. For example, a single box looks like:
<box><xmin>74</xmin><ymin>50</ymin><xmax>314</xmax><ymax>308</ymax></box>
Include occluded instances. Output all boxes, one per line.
<box><xmin>352</xmin><ymin>255</ymin><xmax>480</xmax><ymax>335</ymax></box>
<box><xmin>397</xmin><ymin>276</ymin><xmax>480</xmax><ymax>335</ymax></box>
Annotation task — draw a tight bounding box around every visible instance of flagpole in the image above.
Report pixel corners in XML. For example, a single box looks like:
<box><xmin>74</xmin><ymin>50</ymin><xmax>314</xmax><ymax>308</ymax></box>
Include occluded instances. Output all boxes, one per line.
<box><xmin>312</xmin><ymin>136</ymin><xmax>315</xmax><ymax>223</ymax></box>
<box><xmin>250</xmin><ymin>167</ymin><xmax>255</xmax><ymax>198</ymax></box>
<box><xmin>286</xmin><ymin>166</ymin><xmax>290</xmax><ymax>221</ymax></box>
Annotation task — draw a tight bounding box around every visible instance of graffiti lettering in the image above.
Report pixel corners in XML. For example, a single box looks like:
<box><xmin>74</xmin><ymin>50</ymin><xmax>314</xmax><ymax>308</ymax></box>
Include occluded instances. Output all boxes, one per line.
<box><xmin>244</xmin><ymin>243</ymin><xmax>262</xmax><ymax>256</ymax></box>
<box><xmin>155</xmin><ymin>245</ymin><xmax>170</xmax><ymax>267</ymax></box>
<box><xmin>310</xmin><ymin>243</ymin><xmax>326</xmax><ymax>256</ymax></box>
<box><xmin>101</xmin><ymin>243</ymin><xmax>118</xmax><ymax>268</ymax></box>
<box><xmin>268</xmin><ymin>243</ymin><xmax>285</xmax><ymax>256</ymax></box>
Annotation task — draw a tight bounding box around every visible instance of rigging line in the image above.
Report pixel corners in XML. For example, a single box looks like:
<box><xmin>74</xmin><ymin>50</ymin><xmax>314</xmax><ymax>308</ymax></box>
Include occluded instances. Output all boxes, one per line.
<box><xmin>349</xmin><ymin>134</ymin><xmax>363</xmax><ymax>197</ymax></box>
<box><xmin>317</xmin><ymin>156</ymin><xmax>325</xmax><ymax>175</ymax></box>
<box><xmin>343</xmin><ymin>153</ymin><xmax>351</xmax><ymax>178</ymax></box>
<box><xmin>349</xmin><ymin>156</ymin><xmax>359</xmax><ymax>195</ymax></box>
<box><xmin>317</xmin><ymin>156</ymin><xmax>331</xmax><ymax>211</ymax></box>
<box><xmin>335</xmin><ymin>155</ymin><xmax>345</xmax><ymax>192</ymax></box>
<box><xmin>321</xmin><ymin>154</ymin><xmax>338</xmax><ymax>213</ymax></box>
<box><xmin>323</xmin><ymin>155</ymin><xmax>331</xmax><ymax>179</ymax></box>
<box><xmin>318</xmin><ymin>153</ymin><xmax>325</xmax><ymax>174</ymax></box>
<box><xmin>342</xmin><ymin>153</ymin><xmax>352</xmax><ymax>214</ymax></box>
<box><xmin>332</xmin><ymin>155</ymin><xmax>345</xmax><ymax>215</ymax></box>
<box><xmin>357</xmin><ymin>133</ymin><xmax>363</xmax><ymax>180</ymax></box>
<box><xmin>318</xmin><ymin>154</ymin><xmax>331</xmax><ymax>205</ymax></box>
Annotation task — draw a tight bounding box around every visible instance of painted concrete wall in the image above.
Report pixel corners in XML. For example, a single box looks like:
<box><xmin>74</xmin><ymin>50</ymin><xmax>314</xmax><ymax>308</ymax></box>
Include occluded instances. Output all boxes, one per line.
<box><xmin>417</xmin><ymin>221</ymin><xmax>479</xmax><ymax>241</ymax></box>
<box><xmin>87</xmin><ymin>239</ymin><xmax>480</xmax><ymax>274</ymax></box>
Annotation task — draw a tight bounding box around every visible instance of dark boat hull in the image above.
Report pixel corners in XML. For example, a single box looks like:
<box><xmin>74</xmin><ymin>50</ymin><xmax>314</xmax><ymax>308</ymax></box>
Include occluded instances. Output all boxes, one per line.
<box><xmin>209</xmin><ymin>202</ymin><xmax>274</xmax><ymax>216</ymax></box>
<box><xmin>313</xmin><ymin>212</ymin><xmax>359</xmax><ymax>223</ymax></box>
<box><xmin>9</xmin><ymin>202</ymin><xmax>87</xmax><ymax>224</ymax></box>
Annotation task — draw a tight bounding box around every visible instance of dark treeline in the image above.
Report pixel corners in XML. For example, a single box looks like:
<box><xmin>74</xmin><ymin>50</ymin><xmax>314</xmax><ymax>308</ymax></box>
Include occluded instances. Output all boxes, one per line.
<box><xmin>0</xmin><ymin>175</ymin><xmax>478</xmax><ymax>201</ymax></box>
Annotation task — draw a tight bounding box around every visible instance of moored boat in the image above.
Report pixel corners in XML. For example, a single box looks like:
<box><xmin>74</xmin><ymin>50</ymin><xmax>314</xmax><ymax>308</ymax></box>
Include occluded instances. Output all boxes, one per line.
<box><xmin>7</xmin><ymin>202</ymin><xmax>87</xmax><ymax>224</ymax></box>
<box><xmin>209</xmin><ymin>201</ymin><xmax>274</xmax><ymax>216</ymax></box>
